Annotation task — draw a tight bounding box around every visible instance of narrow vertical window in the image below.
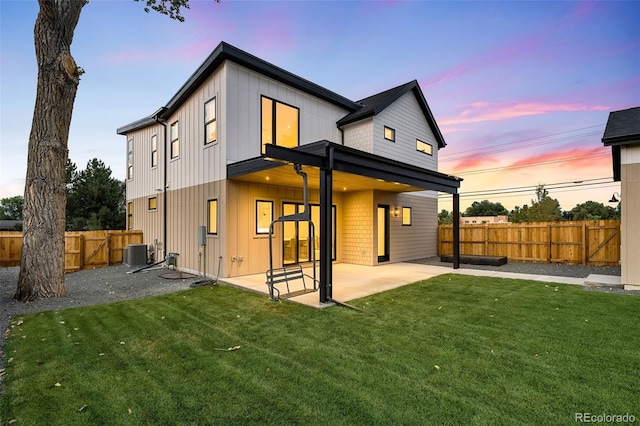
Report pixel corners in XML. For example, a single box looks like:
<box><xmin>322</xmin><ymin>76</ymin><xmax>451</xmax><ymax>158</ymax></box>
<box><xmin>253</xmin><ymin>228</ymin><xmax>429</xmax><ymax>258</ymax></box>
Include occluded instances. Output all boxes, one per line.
<box><xmin>261</xmin><ymin>96</ymin><xmax>299</xmax><ymax>154</ymax></box>
<box><xmin>151</xmin><ymin>134</ymin><xmax>158</xmax><ymax>167</ymax></box>
<box><xmin>204</xmin><ymin>98</ymin><xmax>217</xmax><ymax>145</ymax></box>
<box><xmin>127</xmin><ymin>202</ymin><xmax>133</xmax><ymax>230</ymax></box>
<box><xmin>384</xmin><ymin>126</ymin><xmax>395</xmax><ymax>142</ymax></box>
<box><xmin>416</xmin><ymin>139</ymin><xmax>432</xmax><ymax>155</ymax></box>
<box><xmin>127</xmin><ymin>138</ymin><xmax>133</xmax><ymax>179</ymax></box>
<box><xmin>256</xmin><ymin>200</ymin><xmax>273</xmax><ymax>234</ymax></box>
<box><xmin>170</xmin><ymin>121</ymin><xmax>179</xmax><ymax>159</ymax></box>
<box><xmin>208</xmin><ymin>199</ymin><xmax>218</xmax><ymax>235</ymax></box>
<box><xmin>148</xmin><ymin>197</ymin><xmax>157</xmax><ymax>211</ymax></box>
<box><xmin>402</xmin><ymin>207</ymin><xmax>412</xmax><ymax>226</ymax></box>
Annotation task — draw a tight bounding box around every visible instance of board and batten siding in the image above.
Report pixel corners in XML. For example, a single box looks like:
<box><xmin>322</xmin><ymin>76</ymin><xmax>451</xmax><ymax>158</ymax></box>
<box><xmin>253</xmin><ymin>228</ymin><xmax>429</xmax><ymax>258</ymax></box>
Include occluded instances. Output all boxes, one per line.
<box><xmin>372</xmin><ymin>91</ymin><xmax>439</xmax><ymax>171</ymax></box>
<box><xmin>621</xmin><ymin>144</ymin><xmax>640</xmax><ymax>286</ymax></box>
<box><xmin>225</xmin><ymin>62</ymin><xmax>350</xmax><ymax>163</ymax></box>
<box><xmin>163</xmin><ymin>65</ymin><xmax>226</xmax><ymax>192</ymax></box>
<box><xmin>125</xmin><ymin>124</ymin><xmax>164</xmax><ymax>201</ymax></box>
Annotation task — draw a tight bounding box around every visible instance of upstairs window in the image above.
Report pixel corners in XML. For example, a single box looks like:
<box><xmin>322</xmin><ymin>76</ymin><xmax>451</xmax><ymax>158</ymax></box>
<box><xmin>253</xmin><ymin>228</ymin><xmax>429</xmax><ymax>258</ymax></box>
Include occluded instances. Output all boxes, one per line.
<box><xmin>416</xmin><ymin>139</ymin><xmax>433</xmax><ymax>155</ymax></box>
<box><xmin>170</xmin><ymin>121</ymin><xmax>179</xmax><ymax>159</ymax></box>
<box><xmin>204</xmin><ymin>98</ymin><xmax>217</xmax><ymax>145</ymax></box>
<box><xmin>261</xmin><ymin>96</ymin><xmax>299</xmax><ymax>154</ymax></box>
<box><xmin>148</xmin><ymin>197</ymin><xmax>157</xmax><ymax>211</ymax></box>
<box><xmin>384</xmin><ymin>126</ymin><xmax>395</xmax><ymax>142</ymax></box>
<box><xmin>127</xmin><ymin>139</ymin><xmax>133</xmax><ymax>179</ymax></box>
<box><xmin>151</xmin><ymin>135</ymin><xmax>158</xmax><ymax>167</ymax></box>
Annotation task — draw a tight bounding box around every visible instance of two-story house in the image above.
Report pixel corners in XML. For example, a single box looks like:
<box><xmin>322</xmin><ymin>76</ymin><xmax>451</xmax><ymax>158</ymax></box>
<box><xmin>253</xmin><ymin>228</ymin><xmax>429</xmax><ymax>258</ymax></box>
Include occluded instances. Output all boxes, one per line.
<box><xmin>117</xmin><ymin>42</ymin><xmax>462</xmax><ymax>301</ymax></box>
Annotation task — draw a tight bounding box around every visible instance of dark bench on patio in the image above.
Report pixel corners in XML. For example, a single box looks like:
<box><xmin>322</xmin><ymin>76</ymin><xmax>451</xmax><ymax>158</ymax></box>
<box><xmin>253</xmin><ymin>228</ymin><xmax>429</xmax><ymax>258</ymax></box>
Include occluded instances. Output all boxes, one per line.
<box><xmin>440</xmin><ymin>254</ymin><xmax>508</xmax><ymax>266</ymax></box>
<box><xmin>265</xmin><ymin>264</ymin><xmax>318</xmax><ymax>301</ymax></box>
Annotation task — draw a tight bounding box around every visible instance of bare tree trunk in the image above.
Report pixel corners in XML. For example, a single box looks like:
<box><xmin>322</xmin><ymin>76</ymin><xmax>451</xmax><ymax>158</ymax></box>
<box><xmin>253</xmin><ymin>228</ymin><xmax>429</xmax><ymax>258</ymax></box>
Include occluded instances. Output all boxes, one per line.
<box><xmin>15</xmin><ymin>0</ymin><xmax>87</xmax><ymax>301</ymax></box>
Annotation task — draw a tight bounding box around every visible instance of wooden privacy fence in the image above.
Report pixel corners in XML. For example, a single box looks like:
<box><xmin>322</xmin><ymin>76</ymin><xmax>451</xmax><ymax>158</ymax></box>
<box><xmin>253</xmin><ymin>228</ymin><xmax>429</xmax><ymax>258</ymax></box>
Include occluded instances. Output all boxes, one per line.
<box><xmin>0</xmin><ymin>230</ymin><xmax>144</xmax><ymax>273</ymax></box>
<box><xmin>439</xmin><ymin>220</ymin><xmax>620</xmax><ymax>266</ymax></box>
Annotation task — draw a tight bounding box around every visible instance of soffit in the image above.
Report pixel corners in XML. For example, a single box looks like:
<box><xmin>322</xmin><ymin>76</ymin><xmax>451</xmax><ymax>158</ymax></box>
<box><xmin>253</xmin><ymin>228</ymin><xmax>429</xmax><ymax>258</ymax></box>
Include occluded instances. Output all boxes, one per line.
<box><xmin>229</xmin><ymin>164</ymin><xmax>424</xmax><ymax>193</ymax></box>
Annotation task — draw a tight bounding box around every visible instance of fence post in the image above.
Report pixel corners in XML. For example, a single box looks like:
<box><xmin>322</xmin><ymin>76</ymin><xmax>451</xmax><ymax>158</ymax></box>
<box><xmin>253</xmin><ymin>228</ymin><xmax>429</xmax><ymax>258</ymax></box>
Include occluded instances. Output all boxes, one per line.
<box><xmin>547</xmin><ymin>224</ymin><xmax>552</xmax><ymax>263</ymax></box>
<box><xmin>582</xmin><ymin>222</ymin><xmax>587</xmax><ymax>265</ymax></box>
<box><xmin>106</xmin><ymin>233</ymin><xmax>111</xmax><ymax>266</ymax></box>
<box><xmin>79</xmin><ymin>234</ymin><xmax>84</xmax><ymax>270</ymax></box>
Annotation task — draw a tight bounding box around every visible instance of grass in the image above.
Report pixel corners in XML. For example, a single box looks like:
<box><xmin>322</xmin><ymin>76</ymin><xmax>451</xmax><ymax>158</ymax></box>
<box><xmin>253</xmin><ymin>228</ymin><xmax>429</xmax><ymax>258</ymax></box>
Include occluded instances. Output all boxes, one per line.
<box><xmin>1</xmin><ymin>274</ymin><xmax>639</xmax><ymax>425</ymax></box>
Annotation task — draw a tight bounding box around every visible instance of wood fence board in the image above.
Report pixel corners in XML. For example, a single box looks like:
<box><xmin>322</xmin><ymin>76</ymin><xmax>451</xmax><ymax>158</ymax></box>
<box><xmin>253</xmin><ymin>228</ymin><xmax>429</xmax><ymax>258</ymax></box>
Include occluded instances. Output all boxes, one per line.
<box><xmin>0</xmin><ymin>230</ymin><xmax>144</xmax><ymax>272</ymax></box>
<box><xmin>439</xmin><ymin>220</ymin><xmax>620</xmax><ymax>266</ymax></box>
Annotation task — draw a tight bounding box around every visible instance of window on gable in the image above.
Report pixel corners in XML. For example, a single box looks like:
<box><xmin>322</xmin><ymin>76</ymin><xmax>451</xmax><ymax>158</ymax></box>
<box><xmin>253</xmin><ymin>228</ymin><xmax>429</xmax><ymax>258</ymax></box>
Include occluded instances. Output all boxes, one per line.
<box><xmin>256</xmin><ymin>200</ymin><xmax>273</xmax><ymax>234</ymax></box>
<box><xmin>127</xmin><ymin>138</ymin><xmax>133</xmax><ymax>179</ymax></box>
<box><xmin>416</xmin><ymin>139</ymin><xmax>433</xmax><ymax>155</ymax></box>
<box><xmin>127</xmin><ymin>202</ymin><xmax>133</xmax><ymax>230</ymax></box>
<box><xmin>151</xmin><ymin>135</ymin><xmax>158</xmax><ymax>167</ymax></box>
<box><xmin>402</xmin><ymin>207</ymin><xmax>412</xmax><ymax>226</ymax></box>
<box><xmin>170</xmin><ymin>121</ymin><xmax>179</xmax><ymax>159</ymax></box>
<box><xmin>148</xmin><ymin>197</ymin><xmax>157</xmax><ymax>211</ymax></box>
<box><xmin>208</xmin><ymin>199</ymin><xmax>218</xmax><ymax>235</ymax></box>
<box><xmin>384</xmin><ymin>126</ymin><xmax>395</xmax><ymax>142</ymax></box>
<box><xmin>261</xmin><ymin>96</ymin><xmax>299</xmax><ymax>155</ymax></box>
<box><xmin>204</xmin><ymin>97</ymin><xmax>217</xmax><ymax>145</ymax></box>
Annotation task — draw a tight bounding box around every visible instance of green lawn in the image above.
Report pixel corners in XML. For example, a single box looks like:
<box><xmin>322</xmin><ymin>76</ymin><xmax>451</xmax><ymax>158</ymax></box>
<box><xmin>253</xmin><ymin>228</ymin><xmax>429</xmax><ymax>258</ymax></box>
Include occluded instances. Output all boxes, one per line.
<box><xmin>2</xmin><ymin>274</ymin><xmax>639</xmax><ymax>425</ymax></box>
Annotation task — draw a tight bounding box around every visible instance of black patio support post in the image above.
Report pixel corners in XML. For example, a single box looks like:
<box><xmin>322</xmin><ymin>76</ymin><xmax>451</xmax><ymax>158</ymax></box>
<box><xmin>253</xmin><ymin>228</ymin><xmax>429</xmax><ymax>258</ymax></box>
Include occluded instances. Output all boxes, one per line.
<box><xmin>319</xmin><ymin>147</ymin><xmax>333</xmax><ymax>303</ymax></box>
<box><xmin>453</xmin><ymin>193</ymin><xmax>460</xmax><ymax>269</ymax></box>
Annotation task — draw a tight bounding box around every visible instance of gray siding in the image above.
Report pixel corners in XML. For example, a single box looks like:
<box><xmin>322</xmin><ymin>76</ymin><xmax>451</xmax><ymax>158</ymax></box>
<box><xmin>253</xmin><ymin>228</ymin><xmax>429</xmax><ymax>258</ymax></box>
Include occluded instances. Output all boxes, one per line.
<box><xmin>373</xmin><ymin>91</ymin><xmax>439</xmax><ymax>170</ymax></box>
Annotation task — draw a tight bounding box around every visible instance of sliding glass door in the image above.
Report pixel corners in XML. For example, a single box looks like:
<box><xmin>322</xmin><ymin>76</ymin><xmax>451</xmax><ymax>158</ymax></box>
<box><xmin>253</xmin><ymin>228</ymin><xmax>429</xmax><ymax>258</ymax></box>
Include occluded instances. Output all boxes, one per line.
<box><xmin>282</xmin><ymin>203</ymin><xmax>336</xmax><ymax>265</ymax></box>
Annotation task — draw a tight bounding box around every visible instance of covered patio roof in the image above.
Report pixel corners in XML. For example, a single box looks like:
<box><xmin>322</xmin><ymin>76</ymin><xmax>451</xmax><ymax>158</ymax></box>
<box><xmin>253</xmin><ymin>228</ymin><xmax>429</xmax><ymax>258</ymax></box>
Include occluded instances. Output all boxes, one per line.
<box><xmin>227</xmin><ymin>140</ymin><xmax>463</xmax><ymax>304</ymax></box>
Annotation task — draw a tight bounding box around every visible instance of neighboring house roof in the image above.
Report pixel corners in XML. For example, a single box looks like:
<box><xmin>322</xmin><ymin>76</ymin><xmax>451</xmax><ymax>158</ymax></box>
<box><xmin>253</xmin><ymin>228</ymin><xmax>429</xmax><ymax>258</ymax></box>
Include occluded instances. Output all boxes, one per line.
<box><xmin>602</xmin><ymin>106</ymin><xmax>640</xmax><ymax>182</ymax></box>
<box><xmin>336</xmin><ymin>80</ymin><xmax>447</xmax><ymax>149</ymax></box>
<box><xmin>117</xmin><ymin>42</ymin><xmax>361</xmax><ymax>135</ymax></box>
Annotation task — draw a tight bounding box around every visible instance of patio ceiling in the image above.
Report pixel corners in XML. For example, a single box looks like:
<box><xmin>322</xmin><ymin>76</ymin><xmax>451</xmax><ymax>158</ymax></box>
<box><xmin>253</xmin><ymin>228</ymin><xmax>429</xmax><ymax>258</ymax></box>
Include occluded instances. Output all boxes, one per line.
<box><xmin>229</xmin><ymin>164</ymin><xmax>425</xmax><ymax>193</ymax></box>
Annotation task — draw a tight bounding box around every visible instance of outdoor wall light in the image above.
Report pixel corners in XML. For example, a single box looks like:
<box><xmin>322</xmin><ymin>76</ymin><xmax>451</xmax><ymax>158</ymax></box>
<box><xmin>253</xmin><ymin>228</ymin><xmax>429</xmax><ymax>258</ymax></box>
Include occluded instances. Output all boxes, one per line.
<box><xmin>609</xmin><ymin>192</ymin><xmax>621</xmax><ymax>203</ymax></box>
<box><xmin>393</xmin><ymin>207</ymin><xmax>400</xmax><ymax>217</ymax></box>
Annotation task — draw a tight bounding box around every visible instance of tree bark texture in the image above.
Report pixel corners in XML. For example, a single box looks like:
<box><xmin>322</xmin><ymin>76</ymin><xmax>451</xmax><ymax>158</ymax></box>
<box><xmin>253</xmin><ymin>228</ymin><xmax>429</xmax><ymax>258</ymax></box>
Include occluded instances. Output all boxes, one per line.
<box><xmin>15</xmin><ymin>0</ymin><xmax>87</xmax><ymax>301</ymax></box>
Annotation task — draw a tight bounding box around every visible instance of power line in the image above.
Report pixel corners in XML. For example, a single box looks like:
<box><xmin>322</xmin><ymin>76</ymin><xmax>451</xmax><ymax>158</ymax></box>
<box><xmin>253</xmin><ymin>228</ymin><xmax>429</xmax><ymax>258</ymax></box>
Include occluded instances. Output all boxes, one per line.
<box><xmin>440</xmin><ymin>124</ymin><xmax>606</xmax><ymax>160</ymax></box>
<box><xmin>445</xmin><ymin>177</ymin><xmax>612</xmax><ymax>197</ymax></box>
<box><xmin>446</xmin><ymin>151</ymin><xmax>608</xmax><ymax>176</ymax></box>
<box><xmin>438</xmin><ymin>179</ymin><xmax>618</xmax><ymax>199</ymax></box>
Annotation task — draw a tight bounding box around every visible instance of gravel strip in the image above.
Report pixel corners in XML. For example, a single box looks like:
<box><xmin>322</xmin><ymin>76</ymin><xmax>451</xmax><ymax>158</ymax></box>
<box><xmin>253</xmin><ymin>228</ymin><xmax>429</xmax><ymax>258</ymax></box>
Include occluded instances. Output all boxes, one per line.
<box><xmin>1</xmin><ymin>264</ymin><xmax>204</xmax><ymax>386</ymax></box>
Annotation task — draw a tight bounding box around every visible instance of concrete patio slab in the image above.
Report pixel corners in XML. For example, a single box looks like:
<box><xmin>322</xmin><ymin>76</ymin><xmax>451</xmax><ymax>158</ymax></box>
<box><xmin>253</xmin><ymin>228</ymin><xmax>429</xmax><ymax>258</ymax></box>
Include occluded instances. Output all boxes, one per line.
<box><xmin>584</xmin><ymin>274</ymin><xmax>623</xmax><ymax>288</ymax></box>
<box><xmin>222</xmin><ymin>262</ymin><xmax>585</xmax><ymax>308</ymax></box>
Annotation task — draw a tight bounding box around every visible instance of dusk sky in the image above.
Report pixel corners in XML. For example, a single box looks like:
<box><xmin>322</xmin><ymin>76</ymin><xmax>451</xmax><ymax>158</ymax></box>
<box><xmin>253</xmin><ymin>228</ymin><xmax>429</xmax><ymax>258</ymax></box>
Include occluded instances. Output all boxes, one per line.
<box><xmin>1</xmin><ymin>0</ymin><xmax>638</xmax><ymax>213</ymax></box>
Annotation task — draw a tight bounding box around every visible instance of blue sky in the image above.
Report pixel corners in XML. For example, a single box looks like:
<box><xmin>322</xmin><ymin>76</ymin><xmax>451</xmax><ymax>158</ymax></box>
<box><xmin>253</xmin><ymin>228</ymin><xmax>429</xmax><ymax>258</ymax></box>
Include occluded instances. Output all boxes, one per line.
<box><xmin>1</xmin><ymin>0</ymin><xmax>638</xmax><ymax>212</ymax></box>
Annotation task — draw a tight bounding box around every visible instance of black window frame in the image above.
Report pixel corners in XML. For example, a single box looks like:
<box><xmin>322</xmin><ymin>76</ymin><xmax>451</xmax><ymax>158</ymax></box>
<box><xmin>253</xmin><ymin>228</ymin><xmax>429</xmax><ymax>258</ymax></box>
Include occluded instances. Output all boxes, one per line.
<box><xmin>151</xmin><ymin>134</ymin><xmax>158</xmax><ymax>168</ymax></box>
<box><xmin>384</xmin><ymin>126</ymin><xmax>395</xmax><ymax>142</ymax></box>
<box><xmin>260</xmin><ymin>95</ymin><xmax>300</xmax><ymax>154</ymax></box>
<box><xmin>204</xmin><ymin>97</ymin><xmax>217</xmax><ymax>145</ymax></box>
<box><xmin>170</xmin><ymin>120</ymin><xmax>179</xmax><ymax>159</ymax></box>
<box><xmin>127</xmin><ymin>138</ymin><xmax>133</xmax><ymax>179</ymax></box>
<box><xmin>416</xmin><ymin>139</ymin><xmax>433</xmax><ymax>156</ymax></box>
<box><xmin>255</xmin><ymin>200</ymin><xmax>274</xmax><ymax>235</ymax></box>
<box><xmin>207</xmin><ymin>199</ymin><xmax>218</xmax><ymax>235</ymax></box>
<box><xmin>148</xmin><ymin>197</ymin><xmax>157</xmax><ymax>211</ymax></box>
<box><xmin>402</xmin><ymin>207</ymin><xmax>412</xmax><ymax>226</ymax></box>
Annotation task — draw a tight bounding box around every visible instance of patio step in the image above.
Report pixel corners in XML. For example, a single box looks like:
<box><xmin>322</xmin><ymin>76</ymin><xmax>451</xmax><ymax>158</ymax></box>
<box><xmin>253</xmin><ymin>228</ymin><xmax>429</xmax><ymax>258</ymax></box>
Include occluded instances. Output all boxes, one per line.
<box><xmin>440</xmin><ymin>254</ymin><xmax>507</xmax><ymax>266</ymax></box>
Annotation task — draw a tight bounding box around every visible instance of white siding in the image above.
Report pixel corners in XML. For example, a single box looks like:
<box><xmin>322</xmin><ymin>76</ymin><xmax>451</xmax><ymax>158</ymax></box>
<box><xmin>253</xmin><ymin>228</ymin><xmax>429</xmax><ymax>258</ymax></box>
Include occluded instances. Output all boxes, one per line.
<box><xmin>125</xmin><ymin>125</ymin><xmax>164</xmax><ymax>201</ymax></box>
<box><xmin>372</xmin><ymin>91</ymin><xmax>438</xmax><ymax>171</ymax></box>
<box><xmin>225</xmin><ymin>62</ymin><xmax>350</xmax><ymax>163</ymax></box>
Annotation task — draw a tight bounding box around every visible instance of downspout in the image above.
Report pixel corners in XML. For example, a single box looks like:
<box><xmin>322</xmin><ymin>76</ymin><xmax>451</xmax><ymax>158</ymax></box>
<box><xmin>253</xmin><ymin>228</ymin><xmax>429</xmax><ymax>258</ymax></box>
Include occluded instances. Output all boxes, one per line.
<box><xmin>153</xmin><ymin>108</ymin><xmax>168</xmax><ymax>259</ymax></box>
<box><xmin>338</xmin><ymin>126</ymin><xmax>344</xmax><ymax>145</ymax></box>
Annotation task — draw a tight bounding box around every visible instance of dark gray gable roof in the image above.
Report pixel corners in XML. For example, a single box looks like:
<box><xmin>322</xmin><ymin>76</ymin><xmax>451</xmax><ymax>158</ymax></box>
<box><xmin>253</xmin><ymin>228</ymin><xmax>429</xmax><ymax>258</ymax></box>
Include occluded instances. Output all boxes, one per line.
<box><xmin>602</xmin><ymin>106</ymin><xmax>640</xmax><ymax>146</ymax></box>
<box><xmin>601</xmin><ymin>106</ymin><xmax>640</xmax><ymax>182</ymax></box>
<box><xmin>336</xmin><ymin>80</ymin><xmax>447</xmax><ymax>149</ymax></box>
<box><xmin>117</xmin><ymin>41</ymin><xmax>361</xmax><ymax>135</ymax></box>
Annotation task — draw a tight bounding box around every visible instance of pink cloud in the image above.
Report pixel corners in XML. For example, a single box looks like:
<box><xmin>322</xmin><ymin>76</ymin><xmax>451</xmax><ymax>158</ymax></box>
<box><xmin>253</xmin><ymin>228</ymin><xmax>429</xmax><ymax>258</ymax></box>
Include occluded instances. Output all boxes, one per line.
<box><xmin>508</xmin><ymin>147</ymin><xmax>609</xmax><ymax>169</ymax></box>
<box><xmin>440</xmin><ymin>101</ymin><xmax>611</xmax><ymax>125</ymax></box>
